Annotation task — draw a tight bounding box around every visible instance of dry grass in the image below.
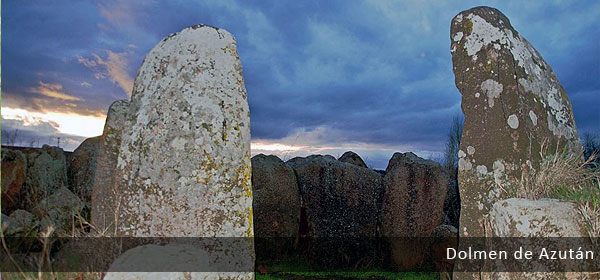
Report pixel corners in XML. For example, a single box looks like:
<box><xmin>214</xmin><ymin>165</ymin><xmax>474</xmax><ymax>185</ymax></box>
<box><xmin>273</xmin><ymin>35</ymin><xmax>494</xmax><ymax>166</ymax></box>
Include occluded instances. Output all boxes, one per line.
<box><xmin>512</xmin><ymin>140</ymin><xmax>600</xmax><ymax>240</ymax></box>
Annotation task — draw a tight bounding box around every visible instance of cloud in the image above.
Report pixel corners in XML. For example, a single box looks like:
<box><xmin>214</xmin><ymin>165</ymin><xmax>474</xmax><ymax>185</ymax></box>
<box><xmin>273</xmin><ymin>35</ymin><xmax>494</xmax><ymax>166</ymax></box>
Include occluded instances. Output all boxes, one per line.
<box><xmin>1</xmin><ymin>107</ymin><xmax>106</xmax><ymax>139</ymax></box>
<box><xmin>1</xmin><ymin>117</ymin><xmax>88</xmax><ymax>152</ymax></box>
<box><xmin>78</xmin><ymin>51</ymin><xmax>134</xmax><ymax>96</ymax></box>
<box><xmin>29</xmin><ymin>81</ymin><xmax>82</xmax><ymax>101</ymax></box>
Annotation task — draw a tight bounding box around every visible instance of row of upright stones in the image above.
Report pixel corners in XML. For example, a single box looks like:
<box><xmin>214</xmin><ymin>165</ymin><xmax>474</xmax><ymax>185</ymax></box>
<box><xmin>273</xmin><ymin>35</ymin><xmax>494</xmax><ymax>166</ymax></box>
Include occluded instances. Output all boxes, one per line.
<box><xmin>451</xmin><ymin>6</ymin><xmax>591</xmax><ymax>279</ymax></box>
<box><xmin>252</xmin><ymin>151</ymin><xmax>453</xmax><ymax>269</ymax></box>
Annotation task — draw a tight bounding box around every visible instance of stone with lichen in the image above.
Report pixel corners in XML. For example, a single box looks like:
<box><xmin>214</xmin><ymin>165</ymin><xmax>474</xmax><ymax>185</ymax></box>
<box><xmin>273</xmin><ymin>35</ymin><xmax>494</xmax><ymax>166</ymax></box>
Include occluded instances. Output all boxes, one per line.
<box><xmin>450</xmin><ymin>6</ymin><xmax>581</xmax><ymax>240</ymax></box>
<box><xmin>483</xmin><ymin>198</ymin><xmax>596</xmax><ymax>279</ymax></box>
<box><xmin>105</xmin><ymin>25</ymin><xmax>253</xmax><ymax>279</ymax></box>
<box><xmin>67</xmin><ymin>136</ymin><xmax>101</xmax><ymax>202</ymax></box>
<box><xmin>451</xmin><ymin>6</ymin><xmax>583</xmax><ymax>279</ymax></box>
<box><xmin>91</xmin><ymin>100</ymin><xmax>129</xmax><ymax>235</ymax></box>
<box><xmin>381</xmin><ymin>152</ymin><xmax>449</xmax><ymax>270</ymax></box>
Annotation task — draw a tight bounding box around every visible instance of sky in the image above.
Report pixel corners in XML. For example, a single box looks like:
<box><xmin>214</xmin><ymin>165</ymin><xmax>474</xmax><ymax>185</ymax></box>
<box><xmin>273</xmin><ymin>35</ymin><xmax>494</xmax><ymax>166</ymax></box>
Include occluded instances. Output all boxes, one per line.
<box><xmin>2</xmin><ymin>0</ymin><xmax>599</xmax><ymax>169</ymax></box>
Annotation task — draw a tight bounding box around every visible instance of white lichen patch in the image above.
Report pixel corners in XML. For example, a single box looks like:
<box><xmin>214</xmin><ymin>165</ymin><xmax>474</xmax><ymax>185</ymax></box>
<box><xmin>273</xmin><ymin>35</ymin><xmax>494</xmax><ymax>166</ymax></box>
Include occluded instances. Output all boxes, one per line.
<box><xmin>453</xmin><ymin>32</ymin><xmax>464</xmax><ymax>42</ymax></box>
<box><xmin>467</xmin><ymin>146</ymin><xmax>475</xmax><ymax>155</ymax></box>
<box><xmin>507</xmin><ymin>114</ymin><xmax>519</xmax><ymax>129</ymax></box>
<box><xmin>492</xmin><ymin>160</ymin><xmax>506</xmax><ymax>185</ymax></box>
<box><xmin>455</xmin><ymin>14</ymin><xmax>463</xmax><ymax>23</ymax></box>
<box><xmin>480</xmin><ymin>79</ymin><xmax>503</xmax><ymax>107</ymax></box>
<box><xmin>528</xmin><ymin>110</ymin><xmax>537</xmax><ymax>126</ymax></box>
<box><xmin>463</xmin><ymin>14</ymin><xmax>507</xmax><ymax>56</ymax></box>
<box><xmin>458</xmin><ymin>158</ymin><xmax>472</xmax><ymax>171</ymax></box>
<box><xmin>476</xmin><ymin>165</ymin><xmax>488</xmax><ymax>175</ymax></box>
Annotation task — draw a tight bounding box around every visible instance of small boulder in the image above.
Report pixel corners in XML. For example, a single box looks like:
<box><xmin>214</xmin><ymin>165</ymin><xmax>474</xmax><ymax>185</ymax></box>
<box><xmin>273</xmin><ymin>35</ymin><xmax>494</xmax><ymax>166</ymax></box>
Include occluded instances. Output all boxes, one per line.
<box><xmin>4</xmin><ymin>210</ymin><xmax>37</xmax><ymax>236</ymax></box>
<box><xmin>481</xmin><ymin>198</ymin><xmax>597</xmax><ymax>277</ymax></box>
<box><xmin>488</xmin><ymin>198</ymin><xmax>589</xmax><ymax>238</ymax></box>
<box><xmin>430</xmin><ymin>225</ymin><xmax>458</xmax><ymax>274</ymax></box>
<box><xmin>338</xmin><ymin>151</ymin><xmax>368</xmax><ymax>168</ymax></box>
<box><xmin>381</xmin><ymin>152</ymin><xmax>449</xmax><ymax>269</ymax></box>
<box><xmin>1</xmin><ymin>148</ymin><xmax>27</xmax><ymax>213</ymax></box>
<box><xmin>67</xmin><ymin>136</ymin><xmax>101</xmax><ymax>202</ymax></box>
<box><xmin>33</xmin><ymin>187</ymin><xmax>83</xmax><ymax>236</ymax></box>
<box><xmin>104</xmin><ymin>244</ymin><xmax>253</xmax><ymax>280</ymax></box>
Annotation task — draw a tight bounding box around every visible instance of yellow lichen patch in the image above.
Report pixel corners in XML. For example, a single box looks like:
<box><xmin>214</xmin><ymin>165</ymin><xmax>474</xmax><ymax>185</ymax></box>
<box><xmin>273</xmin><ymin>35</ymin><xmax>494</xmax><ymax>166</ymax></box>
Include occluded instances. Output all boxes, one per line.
<box><xmin>465</xmin><ymin>19</ymin><xmax>473</xmax><ymax>35</ymax></box>
<box><xmin>246</xmin><ymin>206</ymin><xmax>254</xmax><ymax>237</ymax></box>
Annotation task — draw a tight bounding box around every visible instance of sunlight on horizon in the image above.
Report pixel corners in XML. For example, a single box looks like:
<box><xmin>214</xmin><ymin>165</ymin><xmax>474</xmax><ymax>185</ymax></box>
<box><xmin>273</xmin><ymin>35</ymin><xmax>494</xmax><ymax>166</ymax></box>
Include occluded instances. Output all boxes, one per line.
<box><xmin>1</xmin><ymin>107</ymin><xmax>106</xmax><ymax>138</ymax></box>
<box><xmin>251</xmin><ymin>142</ymin><xmax>304</xmax><ymax>151</ymax></box>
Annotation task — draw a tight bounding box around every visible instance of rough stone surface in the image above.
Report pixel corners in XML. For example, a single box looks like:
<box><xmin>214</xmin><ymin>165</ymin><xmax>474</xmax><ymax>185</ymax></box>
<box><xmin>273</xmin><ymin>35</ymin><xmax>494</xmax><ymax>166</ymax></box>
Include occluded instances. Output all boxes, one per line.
<box><xmin>252</xmin><ymin>154</ymin><xmax>300</xmax><ymax>259</ymax></box>
<box><xmin>111</xmin><ymin>25</ymin><xmax>253</xmax><ymax>276</ymax></box>
<box><xmin>381</xmin><ymin>152</ymin><xmax>449</xmax><ymax>269</ymax></box>
<box><xmin>430</xmin><ymin>225</ymin><xmax>458</xmax><ymax>274</ymax></box>
<box><xmin>23</xmin><ymin>145</ymin><xmax>70</xmax><ymax>211</ymax></box>
<box><xmin>338</xmin><ymin>151</ymin><xmax>368</xmax><ymax>168</ymax></box>
<box><xmin>1</xmin><ymin>148</ymin><xmax>27</xmax><ymax>213</ymax></box>
<box><xmin>115</xmin><ymin>25</ymin><xmax>252</xmax><ymax>238</ymax></box>
<box><xmin>451</xmin><ymin>6</ymin><xmax>581</xmax><ymax>241</ymax></box>
<box><xmin>483</xmin><ymin>199</ymin><xmax>595</xmax><ymax>279</ymax></box>
<box><xmin>104</xmin><ymin>244</ymin><xmax>253</xmax><ymax>280</ymax></box>
<box><xmin>488</xmin><ymin>198</ymin><xmax>588</xmax><ymax>238</ymax></box>
<box><xmin>33</xmin><ymin>186</ymin><xmax>84</xmax><ymax>236</ymax></box>
<box><xmin>287</xmin><ymin>155</ymin><xmax>383</xmax><ymax>265</ymax></box>
<box><xmin>91</xmin><ymin>100</ymin><xmax>129</xmax><ymax>235</ymax></box>
<box><xmin>67</xmin><ymin>136</ymin><xmax>101</xmax><ymax>202</ymax></box>
<box><xmin>4</xmin><ymin>210</ymin><xmax>37</xmax><ymax>236</ymax></box>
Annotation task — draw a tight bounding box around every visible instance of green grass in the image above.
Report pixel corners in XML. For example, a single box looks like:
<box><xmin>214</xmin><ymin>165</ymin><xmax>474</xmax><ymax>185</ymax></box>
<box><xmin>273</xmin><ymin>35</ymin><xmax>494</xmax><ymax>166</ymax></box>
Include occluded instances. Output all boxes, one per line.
<box><xmin>255</xmin><ymin>256</ymin><xmax>439</xmax><ymax>280</ymax></box>
<box><xmin>552</xmin><ymin>177</ymin><xmax>600</xmax><ymax>205</ymax></box>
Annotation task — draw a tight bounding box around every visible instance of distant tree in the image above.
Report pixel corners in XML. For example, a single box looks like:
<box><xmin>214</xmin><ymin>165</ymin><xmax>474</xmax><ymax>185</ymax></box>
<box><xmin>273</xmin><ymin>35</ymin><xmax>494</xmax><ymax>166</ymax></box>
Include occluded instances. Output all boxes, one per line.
<box><xmin>583</xmin><ymin>132</ymin><xmax>600</xmax><ymax>167</ymax></box>
<box><xmin>2</xmin><ymin>129</ymin><xmax>21</xmax><ymax>146</ymax></box>
<box><xmin>443</xmin><ymin>115</ymin><xmax>464</xmax><ymax>180</ymax></box>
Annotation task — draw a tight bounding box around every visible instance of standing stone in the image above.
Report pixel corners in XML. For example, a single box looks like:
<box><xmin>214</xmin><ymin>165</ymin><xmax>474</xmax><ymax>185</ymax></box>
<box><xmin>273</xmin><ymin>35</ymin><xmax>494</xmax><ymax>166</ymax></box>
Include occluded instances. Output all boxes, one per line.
<box><xmin>286</xmin><ymin>155</ymin><xmax>383</xmax><ymax>266</ymax></box>
<box><xmin>1</xmin><ymin>148</ymin><xmax>27</xmax><ymax>213</ymax></box>
<box><xmin>106</xmin><ymin>25</ymin><xmax>253</xmax><ymax>278</ymax></box>
<box><xmin>338</xmin><ymin>151</ymin><xmax>368</xmax><ymax>168</ymax></box>
<box><xmin>67</xmin><ymin>136</ymin><xmax>101</xmax><ymax>202</ymax></box>
<box><xmin>381</xmin><ymin>152</ymin><xmax>448</xmax><ymax>270</ymax></box>
<box><xmin>450</xmin><ymin>6</ymin><xmax>581</xmax><ymax>241</ymax></box>
<box><xmin>91</xmin><ymin>100</ymin><xmax>129</xmax><ymax>235</ymax></box>
<box><xmin>252</xmin><ymin>154</ymin><xmax>300</xmax><ymax>259</ymax></box>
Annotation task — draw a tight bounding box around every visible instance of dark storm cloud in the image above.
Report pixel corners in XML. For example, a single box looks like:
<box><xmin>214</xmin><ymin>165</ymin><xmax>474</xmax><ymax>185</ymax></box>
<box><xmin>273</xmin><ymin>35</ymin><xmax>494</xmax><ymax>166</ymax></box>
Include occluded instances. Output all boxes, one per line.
<box><xmin>2</xmin><ymin>0</ymin><xmax>598</xmax><ymax>164</ymax></box>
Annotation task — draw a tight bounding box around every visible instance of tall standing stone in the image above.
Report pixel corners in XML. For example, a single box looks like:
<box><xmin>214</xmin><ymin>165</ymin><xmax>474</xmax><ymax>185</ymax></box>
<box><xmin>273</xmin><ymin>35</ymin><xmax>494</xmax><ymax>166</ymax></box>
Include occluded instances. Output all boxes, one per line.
<box><xmin>450</xmin><ymin>6</ymin><xmax>581</xmax><ymax>240</ymax></box>
<box><xmin>252</xmin><ymin>154</ymin><xmax>300</xmax><ymax>260</ymax></box>
<box><xmin>105</xmin><ymin>25</ymin><xmax>253</xmax><ymax>278</ymax></box>
<box><xmin>287</xmin><ymin>155</ymin><xmax>383</xmax><ymax>266</ymax></box>
<box><xmin>91</xmin><ymin>100</ymin><xmax>129</xmax><ymax>235</ymax></box>
<box><xmin>381</xmin><ymin>152</ymin><xmax>448</xmax><ymax>269</ymax></box>
<box><xmin>67</xmin><ymin>136</ymin><xmax>101</xmax><ymax>202</ymax></box>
